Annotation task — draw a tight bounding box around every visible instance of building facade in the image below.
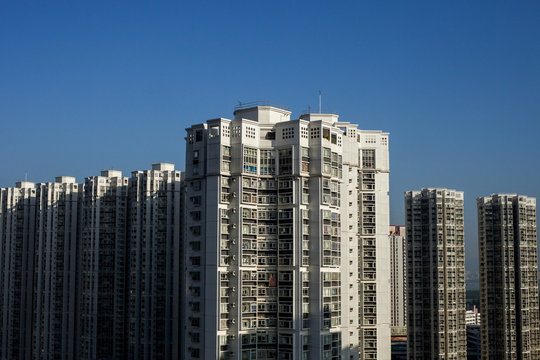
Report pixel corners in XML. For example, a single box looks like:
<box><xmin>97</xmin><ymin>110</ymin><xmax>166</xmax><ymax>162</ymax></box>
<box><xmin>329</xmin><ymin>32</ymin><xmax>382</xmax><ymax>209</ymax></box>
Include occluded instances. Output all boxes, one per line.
<box><xmin>33</xmin><ymin>176</ymin><xmax>81</xmax><ymax>360</ymax></box>
<box><xmin>127</xmin><ymin>163</ymin><xmax>183</xmax><ymax>360</ymax></box>
<box><xmin>477</xmin><ymin>194</ymin><xmax>540</xmax><ymax>359</ymax></box>
<box><xmin>182</xmin><ymin>103</ymin><xmax>390</xmax><ymax>360</ymax></box>
<box><xmin>79</xmin><ymin>170</ymin><xmax>129</xmax><ymax>360</ymax></box>
<box><xmin>405</xmin><ymin>188</ymin><xmax>466</xmax><ymax>359</ymax></box>
<box><xmin>0</xmin><ymin>181</ymin><xmax>36</xmax><ymax>360</ymax></box>
<box><xmin>389</xmin><ymin>225</ymin><xmax>406</xmax><ymax>336</ymax></box>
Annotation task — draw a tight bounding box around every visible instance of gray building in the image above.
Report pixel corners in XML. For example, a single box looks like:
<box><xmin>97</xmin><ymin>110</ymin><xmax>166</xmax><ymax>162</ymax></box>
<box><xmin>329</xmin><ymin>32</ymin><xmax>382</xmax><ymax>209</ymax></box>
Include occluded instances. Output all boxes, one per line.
<box><xmin>78</xmin><ymin>170</ymin><xmax>129</xmax><ymax>359</ymax></box>
<box><xmin>127</xmin><ymin>163</ymin><xmax>183</xmax><ymax>360</ymax></box>
<box><xmin>405</xmin><ymin>188</ymin><xmax>466</xmax><ymax>360</ymax></box>
<box><xmin>389</xmin><ymin>225</ymin><xmax>406</xmax><ymax>336</ymax></box>
<box><xmin>182</xmin><ymin>103</ymin><xmax>390</xmax><ymax>360</ymax></box>
<box><xmin>477</xmin><ymin>194</ymin><xmax>540</xmax><ymax>359</ymax></box>
<box><xmin>33</xmin><ymin>176</ymin><xmax>81</xmax><ymax>360</ymax></box>
<box><xmin>0</xmin><ymin>181</ymin><xmax>36</xmax><ymax>360</ymax></box>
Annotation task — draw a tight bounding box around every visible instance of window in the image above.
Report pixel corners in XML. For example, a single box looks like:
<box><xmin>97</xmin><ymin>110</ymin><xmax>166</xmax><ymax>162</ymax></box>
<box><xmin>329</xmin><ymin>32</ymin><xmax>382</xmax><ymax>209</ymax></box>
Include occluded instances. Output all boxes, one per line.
<box><xmin>195</xmin><ymin>130</ymin><xmax>203</xmax><ymax>142</ymax></box>
<box><xmin>243</xmin><ymin>147</ymin><xmax>257</xmax><ymax>174</ymax></box>
<box><xmin>209</xmin><ymin>125</ymin><xmax>219</xmax><ymax>138</ymax></box>
<box><xmin>301</xmin><ymin>147</ymin><xmax>310</xmax><ymax>173</ymax></box>
<box><xmin>192</xmin><ymin>181</ymin><xmax>201</xmax><ymax>191</ymax></box>
<box><xmin>362</xmin><ymin>149</ymin><xmax>375</xmax><ymax>169</ymax></box>
<box><xmin>279</xmin><ymin>148</ymin><xmax>292</xmax><ymax>175</ymax></box>
<box><xmin>222</xmin><ymin>146</ymin><xmax>231</xmax><ymax>172</ymax></box>
<box><xmin>260</xmin><ymin>149</ymin><xmax>275</xmax><ymax>175</ymax></box>
<box><xmin>323</xmin><ymin>127</ymin><xmax>330</xmax><ymax>140</ymax></box>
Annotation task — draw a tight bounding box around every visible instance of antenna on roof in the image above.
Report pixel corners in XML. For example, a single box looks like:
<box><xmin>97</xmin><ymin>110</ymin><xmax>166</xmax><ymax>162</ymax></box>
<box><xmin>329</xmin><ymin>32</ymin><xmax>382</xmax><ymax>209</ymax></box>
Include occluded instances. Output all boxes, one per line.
<box><xmin>25</xmin><ymin>172</ymin><xmax>27</xmax><ymax>182</ymax></box>
<box><xmin>319</xmin><ymin>90</ymin><xmax>322</xmax><ymax>113</ymax></box>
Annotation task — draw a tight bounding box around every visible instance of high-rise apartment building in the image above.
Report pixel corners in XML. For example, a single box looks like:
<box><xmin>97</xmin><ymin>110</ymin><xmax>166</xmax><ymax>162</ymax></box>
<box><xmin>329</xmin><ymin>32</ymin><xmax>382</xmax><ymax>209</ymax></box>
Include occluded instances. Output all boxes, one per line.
<box><xmin>182</xmin><ymin>103</ymin><xmax>390</xmax><ymax>360</ymax></box>
<box><xmin>79</xmin><ymin>170</ymin><xmax>129</xmax><ymax>360</ymax></box>
<box><xmin>389</xmin><ymin>225</ymin><xmax>406</xmax><ymax>336</ymax></box>
<box><xmin>0</xmin><ymin>181</ymin><xmax>36</xmax><ymax>360</ymax></box>
<box><xmin>405</xmin><ymin>188</ymin><xmax>466</xmax><ymax>359</ymax></box>
<box><xmin>127</xmin><ymin>163</ymin><xmax>183</xmax><ymax>360</ymax></box>
<box><xmin>33</xmin><ymin>176</ymin><xmax>81</xmax><ymax>360</ymax></box>
<box><xmin>477</xmin><ymin>194</ymin><xmax>540</xmax><ymax>359</ymax></box>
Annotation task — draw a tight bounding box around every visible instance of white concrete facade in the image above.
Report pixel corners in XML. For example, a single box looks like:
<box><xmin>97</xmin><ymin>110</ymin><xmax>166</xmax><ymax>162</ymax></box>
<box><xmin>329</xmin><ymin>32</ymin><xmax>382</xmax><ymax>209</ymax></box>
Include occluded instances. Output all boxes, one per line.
<box><xmin>183</xmin><ymin>104</ymin><xmax>390</xmax><ymax>360</ymax></box>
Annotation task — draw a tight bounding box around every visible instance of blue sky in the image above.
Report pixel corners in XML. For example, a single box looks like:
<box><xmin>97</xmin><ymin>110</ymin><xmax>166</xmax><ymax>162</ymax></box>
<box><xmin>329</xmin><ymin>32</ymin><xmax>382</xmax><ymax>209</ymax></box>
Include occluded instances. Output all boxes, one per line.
<box><xmin>1</xmin><ymin>1</ymin><xmax>539</xmax><ymax>276</ymax></box>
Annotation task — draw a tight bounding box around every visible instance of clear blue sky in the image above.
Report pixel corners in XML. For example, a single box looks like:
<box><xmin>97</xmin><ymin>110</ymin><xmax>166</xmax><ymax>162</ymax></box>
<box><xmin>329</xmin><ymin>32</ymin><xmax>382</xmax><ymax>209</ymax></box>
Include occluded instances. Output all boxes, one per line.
<box><xmin>1</xmin><ymin>1</ymin><xmax>539</xmax><ymax>277</ymax></box>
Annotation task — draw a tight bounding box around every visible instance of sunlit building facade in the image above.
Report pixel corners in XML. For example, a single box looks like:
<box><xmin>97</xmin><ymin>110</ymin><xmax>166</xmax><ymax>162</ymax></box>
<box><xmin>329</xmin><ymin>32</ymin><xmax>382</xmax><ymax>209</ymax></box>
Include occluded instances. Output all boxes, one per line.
<box><xmin>182</xmin><ymin>103</ymin><xmax>390</xmax><ymax>360</ymax></box>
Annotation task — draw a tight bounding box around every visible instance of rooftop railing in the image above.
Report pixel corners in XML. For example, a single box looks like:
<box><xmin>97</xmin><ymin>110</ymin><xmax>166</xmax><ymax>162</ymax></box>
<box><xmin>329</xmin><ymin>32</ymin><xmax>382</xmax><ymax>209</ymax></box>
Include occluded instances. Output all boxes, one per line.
<box><xmin>234</xmin><ymin>101</ymin><xmax>291</xmax><ymax>112</ymax></box>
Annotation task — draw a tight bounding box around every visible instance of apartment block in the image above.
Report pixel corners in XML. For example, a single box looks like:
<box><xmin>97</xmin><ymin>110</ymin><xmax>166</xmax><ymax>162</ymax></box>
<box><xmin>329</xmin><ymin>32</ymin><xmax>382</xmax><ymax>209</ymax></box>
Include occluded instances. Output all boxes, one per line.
<box><xmin>405</xmin><ymin>188</ymin><xmax>466</xmax><ymax>359</ymax></box>
<box><xmin>182</xmin><ymin>103</ymin><xmax>390</xmax><ymax>360</ymax></box>
<box><xmin>478</xmin><ymin>194</ymin><xmax>540</xmax><ymax>359</ymax></box>
<box><xmin>0</xmin><ymin>181</ymin><xmax>36</xmax><ymax>360</ymax></box>
<box><xmin>389</xmin><ymin>225</ymin><xmax>406</xmax><ymax>336</ymax></box>
<box><xmin>127</xmin><ymin>163</ymin><xmax>183</xmax><ymax>360</ymax></box>
<box><xmin>33</xmin><ymin>176</ymin><xmax>81</xmax><ymax>360</ymax></box>
<box><xmin>79</xmin><ymin>170</ymin><xmax>129</xmax><ymax>360</ymax></box>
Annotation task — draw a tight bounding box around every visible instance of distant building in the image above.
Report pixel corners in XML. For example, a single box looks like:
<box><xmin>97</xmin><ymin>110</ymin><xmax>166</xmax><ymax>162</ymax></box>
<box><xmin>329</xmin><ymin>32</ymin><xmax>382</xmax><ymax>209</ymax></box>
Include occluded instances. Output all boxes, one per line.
<box><xmin>467</xmin><ymin>325</ymin><xmax>481</xmax><ymax>360</ymax></box>
<box><xmin>33</xmin><ymin>177</ymin><xmax>81</xmax><ymax>360</ymax></box>
<box><xmin>127</xmin><ymin>163</ymin><xmax>183</xmax><ymax>360</ymax></box>
<box><xmin>465</xmin><ymin>305</ymin><xmax>481</xmax><ymax>326</ymax></box>
<box><xmin>405</xmin><ymin>188</ymin><xmax>467</xmax><ymax>359</ymax></box>
<box><xmin>0</xmin><ymin>181</ymin><xmax>36</xmax><ymax>360</ymax></box>
<box><xmin>389</xmin><ymin>225</ymin><xmax>406</xmax><ymax>336</ymax></box>
<box><xmin>78</xmin><ymin>170</ymin><xmax>129</xmax><ymax>360</ymax></box>
<box><xmin>391</xmin><ymin>336</ymin><xmax>407</xmax><ymax>360</ymax></box>
<box><xmin>182</xmin><ymin>103</ymin><xmax>391</xmax><ymax>360</ymax></box>
<box><xmin>478</xmin><ymin>194</ymin><xmax>540</xmax><ymax>359</ymax></box>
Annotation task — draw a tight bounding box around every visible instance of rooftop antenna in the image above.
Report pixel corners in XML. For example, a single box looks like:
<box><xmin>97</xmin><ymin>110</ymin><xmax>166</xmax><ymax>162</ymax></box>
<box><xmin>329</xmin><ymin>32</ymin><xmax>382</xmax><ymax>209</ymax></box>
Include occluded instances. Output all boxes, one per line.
<box><xmin>25</xmin><ymin>172</ymin><xmax>27</xmax><ymax>182</ymax></box>
<box><xmin>319</xmin><ymin>90</ymin><xmax>322</xmax><ymax>113</ymax></box>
